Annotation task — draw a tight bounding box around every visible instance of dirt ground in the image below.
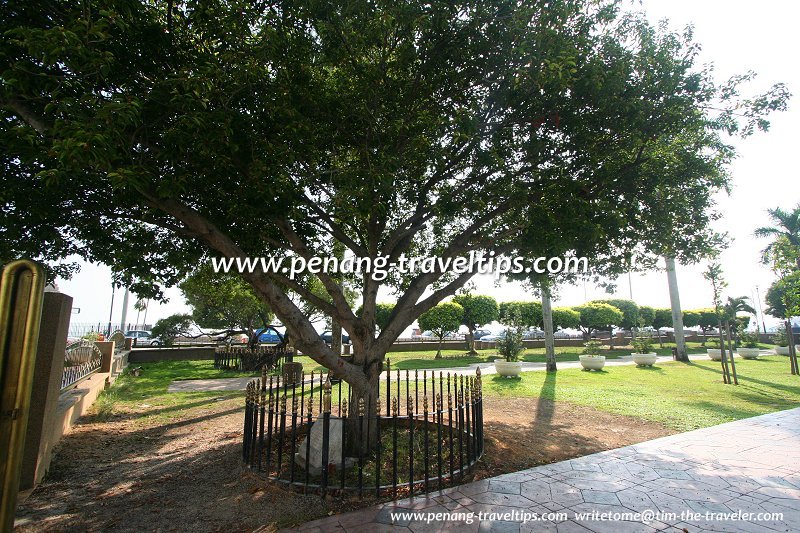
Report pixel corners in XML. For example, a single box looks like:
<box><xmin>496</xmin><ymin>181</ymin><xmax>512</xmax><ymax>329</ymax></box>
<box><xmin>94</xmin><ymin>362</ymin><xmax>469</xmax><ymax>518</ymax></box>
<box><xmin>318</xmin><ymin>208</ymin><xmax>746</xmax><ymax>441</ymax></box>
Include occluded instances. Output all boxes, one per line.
<box><xmin>15</xmin><ymin>395</ymin><xmax>673</xmax><ymax>532</ymax></box>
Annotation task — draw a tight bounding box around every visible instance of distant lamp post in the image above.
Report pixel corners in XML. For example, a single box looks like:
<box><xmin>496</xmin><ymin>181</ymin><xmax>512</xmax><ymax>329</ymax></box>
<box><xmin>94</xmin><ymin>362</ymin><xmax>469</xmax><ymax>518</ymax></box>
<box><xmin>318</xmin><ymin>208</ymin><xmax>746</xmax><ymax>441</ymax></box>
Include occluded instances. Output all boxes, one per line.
<box><xmin>107</xmin><ymin>284</ymin><xmax>115</xmax><ymax>337</ymax></box>
<box><xmin>755</xmin><ymin>285</ymin><xmax>767</xmax><ymax>334</ymax></box>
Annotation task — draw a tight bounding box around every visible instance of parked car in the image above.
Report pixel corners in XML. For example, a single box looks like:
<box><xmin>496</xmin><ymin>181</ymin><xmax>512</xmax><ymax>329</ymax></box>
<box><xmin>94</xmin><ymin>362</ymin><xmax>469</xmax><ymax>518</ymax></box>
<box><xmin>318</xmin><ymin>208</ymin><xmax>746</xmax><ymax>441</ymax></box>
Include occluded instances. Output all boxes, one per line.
<box><xmin>125</xmin><ymin>330</ymin><xmax>161</xmax><ymax>346</ymax></box>
<box><xmin>320</xmin><ymin>330</ymin><xmax>351</xmax><ymax>345</ymax></box>
<box><xmin>255</xmin><ymin>327</ymin><xmax>284</xmax><ymax>343</ymax></box>
<box><xmin>523</xmin><ymin>329</ymin><xmax>544</xmax><ymax>340</ymax></box>
<box><xmin>473</xmin><ymin>329</ymin><xmax>492</xmax><ymax>340</ymax></box>
<box><xmin>479</xmin><ymin>332</ymin><xmax>506</xmax><ymax>342</ymax></box>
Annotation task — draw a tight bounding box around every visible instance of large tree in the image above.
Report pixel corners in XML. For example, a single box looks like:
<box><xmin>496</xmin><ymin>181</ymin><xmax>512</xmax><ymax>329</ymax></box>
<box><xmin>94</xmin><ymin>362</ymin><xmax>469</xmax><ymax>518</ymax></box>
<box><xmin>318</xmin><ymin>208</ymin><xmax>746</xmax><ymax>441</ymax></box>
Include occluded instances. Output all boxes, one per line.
<box><xmin>1</xmin><ymin>0</ymin><xmax>787</xmax><ymax>449</ymax></box>
<box><xmin>179</xmin><ymin>265</ymin><xmax>274</xmax><ymax>347</ymax></box>
<box><xmin>452</xmin><ymin>293</ymin><xmax>499</xmax><ymax>354</ymax></box>
<box><xmin>766</xmin><ymin>272</ymin><xmax>800</xmax><ymax>320</ymax></box>
<box><xmin>573</xmin><ymin>302</ymin><xmax>623</xmax><ymax>340</ymax></box>
<box><xmin>417</xmin><ymin>301</ymin><xmax>464</xmax><ymax>358</ymax></box>
<box><xmin>499</xmin><ymin>301</ymin><xmax>543</xmax><ymax>331</ymax></box>
<box><xmin>591</xmin><ymin>298</ymin><xmax>639</xmax><ymax>331</ymax></box>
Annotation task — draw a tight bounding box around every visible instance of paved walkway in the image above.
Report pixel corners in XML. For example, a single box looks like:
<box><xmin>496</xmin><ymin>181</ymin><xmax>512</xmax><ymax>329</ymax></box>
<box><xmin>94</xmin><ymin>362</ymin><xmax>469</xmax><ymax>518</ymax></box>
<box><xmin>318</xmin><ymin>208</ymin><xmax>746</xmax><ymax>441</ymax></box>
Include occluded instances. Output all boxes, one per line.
<box><xmin>168</xmin><ymin>352</ymin><xmax>728</xmax><ymax>392</ymax></box>
<box><xmin>288</xmin><ymin>408</ymin><xmax>800</xmax><ymax>532</ymax></box>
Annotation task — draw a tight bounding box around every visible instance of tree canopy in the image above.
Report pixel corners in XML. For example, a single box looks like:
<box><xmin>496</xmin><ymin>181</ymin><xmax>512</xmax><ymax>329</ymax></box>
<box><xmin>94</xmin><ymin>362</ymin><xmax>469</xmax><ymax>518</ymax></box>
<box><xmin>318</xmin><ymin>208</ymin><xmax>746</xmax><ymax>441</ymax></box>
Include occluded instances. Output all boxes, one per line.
<box><xmin>453</xmin><ymin>293</ymin><xmax>498</xmax><ymax>352</ymax></box>
<box><xmin>499</xmin><ymin>301</ymin><xmax>543</xmax><ymax>330</ymax></box>
<box><xmin>638</xmin><ymin>306</ymin><xmax>656</xmax><ymax>328</ymax></box>
<box><xmin>573</xmin><ymin>302</ymin><xmax>623</xmax><ymax>338</ymax></box>
<box><xmin>652</xmin><ymin>308</ymin><xmax>673</xmax><ymax>330</ymax></box>
<box><xmin>0</xmin><ymin>0</ymin><xmax>788</xmax><ymax>404</ymax></box>
<box><xmin>766</xmin><ymin>272</ymin><xmax>800</xmax><ymax>319</ymax></box>
<box><xmin>682</xmin><ymin>309</ymin><xmax>701</xmax><ymax>329</ymax></box>
<box><xmin>591</xmin><ymin>299</ymin><xmax>639</xmax><ymax>330</ymax></box>
<box><xmin>755</xmin><ymin>204</ymin><xmax>800</xmax><ymax>272</ymax></box>
<box><xmin>452</xmin><ymin>294</ymin><xmax>499</xmax><ymax>333</ymax></box>
<box><xmin>552</xmin><ymin>307</ymin><xmax>581</xmax><ymax>330</ymax></box>
<box><xmin>150</xmin><ymin>313</ymin><xmax>193</xmax><ymax>346</ymax></box>
<box><xmin>417</xmin><ymin>301</ymin><xmax>463</xmax><ymax>358</ymax></box>
<box><xmin>180</xmin><ymin>264</ymin><xmax>274</xmax><ymax>345</ymax></box>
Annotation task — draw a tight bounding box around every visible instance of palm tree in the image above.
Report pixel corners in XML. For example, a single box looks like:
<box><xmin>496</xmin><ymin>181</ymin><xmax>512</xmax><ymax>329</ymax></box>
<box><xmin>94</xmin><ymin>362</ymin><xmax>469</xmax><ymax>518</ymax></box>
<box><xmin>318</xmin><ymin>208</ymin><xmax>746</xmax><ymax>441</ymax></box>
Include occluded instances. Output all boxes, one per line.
<box><xmin>754</xmin><ymin>204</ymin><xmax>800</xmax><ymax>271</ymax></box>
<box><xmin>723</xmin><ymin>296</ymin><xmax>757</xmax><ymax>341</ymax></box>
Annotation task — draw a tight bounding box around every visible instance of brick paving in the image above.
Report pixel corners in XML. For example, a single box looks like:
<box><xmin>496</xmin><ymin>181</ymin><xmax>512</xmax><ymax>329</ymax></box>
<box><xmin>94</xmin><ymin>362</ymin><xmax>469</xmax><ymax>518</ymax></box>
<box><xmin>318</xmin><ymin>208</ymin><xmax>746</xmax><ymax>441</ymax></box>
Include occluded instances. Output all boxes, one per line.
<box><xmin>288</xmin><ymin>407</ymin><xmax>800</xmax><ymax>532</ymax></box>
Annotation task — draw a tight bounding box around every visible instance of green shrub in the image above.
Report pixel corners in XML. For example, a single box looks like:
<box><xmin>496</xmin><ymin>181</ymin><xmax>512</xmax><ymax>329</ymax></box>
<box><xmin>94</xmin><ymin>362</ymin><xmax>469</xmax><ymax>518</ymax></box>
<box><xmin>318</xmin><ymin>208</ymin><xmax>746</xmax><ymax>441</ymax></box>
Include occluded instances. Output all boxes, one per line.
<box><xmin>496</xmin><ymin>328</ymin><xmax>524</xmax><ymax>362</ymax></box>
<box><xmin>81</xmin><ymin>331</ymin><xmax>103</xmax><ymax>342</ymax></box>
<box><xmin>773</xmin><ymin>328</ymin><xmax>789</xmax><ymax>347</ymax></box>
<box><xmin>706</xmin><ymin>337</ymin><xmax>722</xmax><ymax>349</ymax></box>
<box><xmin>739</xmin><ymin>330</ymin><xmax>760</xmax><ymax>349</ymax></box>
<box><xmin>582</xmin><ymin>340</ymin><xmax>604</xmax><ymax>356</ymax></box>
<box><xmin>631</xmin><ymin>332</ymin><xmax>654</xmax><ymax>354</ymax></box>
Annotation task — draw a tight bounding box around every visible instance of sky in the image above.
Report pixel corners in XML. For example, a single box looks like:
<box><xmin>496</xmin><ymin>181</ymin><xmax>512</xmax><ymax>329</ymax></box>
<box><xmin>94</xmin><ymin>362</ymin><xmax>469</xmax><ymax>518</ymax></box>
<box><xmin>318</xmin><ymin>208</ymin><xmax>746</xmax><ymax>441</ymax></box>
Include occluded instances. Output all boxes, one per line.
<box><xmin>55</xmin><ymin>0</ymin><xmax>800</xmax><ymax>333</ymax></box>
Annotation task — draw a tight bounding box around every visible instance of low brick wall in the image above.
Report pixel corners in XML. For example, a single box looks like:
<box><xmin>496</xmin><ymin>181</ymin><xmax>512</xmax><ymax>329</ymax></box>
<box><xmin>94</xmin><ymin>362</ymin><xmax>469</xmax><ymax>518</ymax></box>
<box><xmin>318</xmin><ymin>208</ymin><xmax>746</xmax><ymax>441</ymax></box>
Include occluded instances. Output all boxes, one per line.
<box><xmin>388</xmin><ymin>340</ymin><xmax>467</xmax><ymax>352</ymax></box>
<box><xmin>129</xmin><ymin>346</ymin><xmax>216</xmax><ymax>363</ymax></box>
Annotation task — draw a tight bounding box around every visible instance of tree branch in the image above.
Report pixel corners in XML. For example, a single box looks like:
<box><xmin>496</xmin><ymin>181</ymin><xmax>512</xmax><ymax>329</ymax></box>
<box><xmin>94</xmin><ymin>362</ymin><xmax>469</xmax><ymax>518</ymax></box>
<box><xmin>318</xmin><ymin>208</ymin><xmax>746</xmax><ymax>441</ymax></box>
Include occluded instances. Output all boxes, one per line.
<box><xmin>2</xmin><ymin>96</ymin><xmax>50</xmax><ymax>135</ymax></box>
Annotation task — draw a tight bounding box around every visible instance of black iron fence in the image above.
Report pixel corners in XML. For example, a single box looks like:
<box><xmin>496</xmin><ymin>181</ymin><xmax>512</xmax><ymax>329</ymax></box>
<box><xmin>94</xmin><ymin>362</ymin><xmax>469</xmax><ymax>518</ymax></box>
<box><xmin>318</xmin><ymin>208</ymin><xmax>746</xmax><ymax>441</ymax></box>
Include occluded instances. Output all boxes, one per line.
<box><xmin>215</xmin><ymin>345</ymin><xmax>293</xmax><ymax>372</ymax></box>
<box><xmin>61</xmin><ymin>340</ymin><xmax>102</xmax><ymax>390</ymax></box>
<box><xmin>242</xmin><ymin>362</ymin><xmax>484</xmax><ymax>499</ymax></box>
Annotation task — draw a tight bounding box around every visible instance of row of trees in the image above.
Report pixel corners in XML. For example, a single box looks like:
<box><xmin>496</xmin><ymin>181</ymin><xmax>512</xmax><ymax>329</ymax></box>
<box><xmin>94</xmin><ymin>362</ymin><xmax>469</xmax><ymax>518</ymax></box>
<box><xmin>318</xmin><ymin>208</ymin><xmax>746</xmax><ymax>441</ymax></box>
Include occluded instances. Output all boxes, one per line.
<box><xmin>417</xmin><ymin>295</ymin><xmax>757</xmax><ymax>358</ymax></box>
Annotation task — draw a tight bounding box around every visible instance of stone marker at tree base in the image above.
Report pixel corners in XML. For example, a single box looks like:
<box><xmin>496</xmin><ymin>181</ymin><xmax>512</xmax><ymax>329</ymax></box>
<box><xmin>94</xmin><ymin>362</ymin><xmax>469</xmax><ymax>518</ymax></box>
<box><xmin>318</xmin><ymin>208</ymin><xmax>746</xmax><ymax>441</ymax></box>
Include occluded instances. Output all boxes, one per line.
<box><xmin>295</xmin><ymin>415</ymin><xmax>355</xmax><ymax>475</ymax></box>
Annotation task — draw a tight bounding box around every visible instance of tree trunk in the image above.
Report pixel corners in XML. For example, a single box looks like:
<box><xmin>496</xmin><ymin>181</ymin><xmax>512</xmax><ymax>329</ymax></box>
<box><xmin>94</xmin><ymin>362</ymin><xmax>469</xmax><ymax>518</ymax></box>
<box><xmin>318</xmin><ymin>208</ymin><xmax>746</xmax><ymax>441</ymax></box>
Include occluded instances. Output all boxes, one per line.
<box><xmin>331</xmin><ymin>319</ymin><xmax>343</xmax><ymax>356</ymax></box>
<box><xmin>435</xmin><ymin>337</ymin><xmax>443</xmax><ymax>359</ymax></box>
<box><xmin>466</xmin><ymin>325</ymin><xmax>476</xmax><ymax>354</ymax></box>
<box><xmin>344</xmin><ymin>342</ymin><xmax>383</xmax><ymax>456</ymax></box>
<box><xmin>665</xmin><ymin>256</ymin><xmax>689</xmax><ymax>361</ymax></box>
<box><xmin>541</xmin><ymin>285</ymin><xmax>557</xmax><ymax>372</ymax></box>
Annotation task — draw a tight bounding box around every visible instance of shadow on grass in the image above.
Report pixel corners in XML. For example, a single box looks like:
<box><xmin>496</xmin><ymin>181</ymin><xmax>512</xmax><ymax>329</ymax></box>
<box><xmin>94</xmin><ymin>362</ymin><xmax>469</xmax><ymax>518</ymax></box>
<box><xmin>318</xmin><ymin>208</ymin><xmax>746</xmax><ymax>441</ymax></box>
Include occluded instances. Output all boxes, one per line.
<box><xmin>488</xmin><ymin>374</ymin><xmax>526</xmax><ymax>390</ymax></box>
<box><xmin>633</xmin><ymin>366</ymin><xmax>665</xmax><ymax>373</ymax></box>
<box><xmin>534</xmin><ymin>370</ymin><xmax>556</xmax><ymax>426</ymax></box>
<box><xmin>80</xmin><ymin>394</ymin><xmax>241</xmax><ymax>424</ymax></box>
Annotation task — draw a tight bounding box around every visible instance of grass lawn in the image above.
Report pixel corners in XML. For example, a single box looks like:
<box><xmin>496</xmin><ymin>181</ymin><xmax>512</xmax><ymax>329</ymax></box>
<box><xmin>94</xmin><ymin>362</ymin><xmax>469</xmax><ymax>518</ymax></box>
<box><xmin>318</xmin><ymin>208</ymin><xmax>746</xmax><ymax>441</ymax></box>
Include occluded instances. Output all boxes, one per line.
<box><xmin>102</xmin><ymin>346</ymin><xmax>795</xmax><ymax>434</ymax></box>
<box><xmin>93</xmin><ymin>360</ymin><xmax>255</xmax><ymax>425</ymax></box>
<box><xmin>483</xmin><ymin>355</ymin><xmax>800</xmax><ymax>432</ymax></box>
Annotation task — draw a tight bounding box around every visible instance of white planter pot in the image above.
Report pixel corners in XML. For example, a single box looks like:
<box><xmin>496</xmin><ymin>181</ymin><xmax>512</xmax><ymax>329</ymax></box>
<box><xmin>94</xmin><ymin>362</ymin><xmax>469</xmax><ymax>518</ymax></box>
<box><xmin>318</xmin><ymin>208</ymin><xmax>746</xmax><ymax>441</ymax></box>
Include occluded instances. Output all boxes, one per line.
<box><xmin>632</xmin><ymin>353</ymin><xmax>658</xmax><ymax>367</ymax></box>
<box><xmin>775</xmin><ymin>346</ymin><xmax>791</xmax><ymax>356</ymax></box>
<box><xmin>707</xmin><ymin>349</ymin><xmax>723</xmax><ymax>361</ymax></box>
<box><xmin>494</xmin><ymin>359</ymin><xmax>523</xmax><ymax>378</ymax></box>
<box><xmin>737</xmin><ymin>348</ymin><xmax>760</xmax><ymax>359</ymax></box>
<box><xmin>579</xmin><ymin>355</ymin><xmax>606</xmax><ymax>371</ymax></box>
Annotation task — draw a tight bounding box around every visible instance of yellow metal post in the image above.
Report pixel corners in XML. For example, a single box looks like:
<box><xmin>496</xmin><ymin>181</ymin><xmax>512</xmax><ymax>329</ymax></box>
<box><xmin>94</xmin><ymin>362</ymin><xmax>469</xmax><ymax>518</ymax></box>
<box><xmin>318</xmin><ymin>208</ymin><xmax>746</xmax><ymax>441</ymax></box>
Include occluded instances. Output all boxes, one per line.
<box><xmin>0</xmin><ymin>260</ymin><xmax>45</xmax><ymax>532</ymax></box>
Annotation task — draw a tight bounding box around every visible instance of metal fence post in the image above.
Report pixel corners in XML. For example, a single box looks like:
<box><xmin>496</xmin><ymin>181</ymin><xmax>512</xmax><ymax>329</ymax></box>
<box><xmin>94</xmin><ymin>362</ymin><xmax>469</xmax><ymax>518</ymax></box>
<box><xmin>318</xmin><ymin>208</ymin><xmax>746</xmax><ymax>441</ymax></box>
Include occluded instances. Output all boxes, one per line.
<box><xmin>321</xmin><ymin>376</ymin><xmax>331</xmax><ymax>497</ymax></box>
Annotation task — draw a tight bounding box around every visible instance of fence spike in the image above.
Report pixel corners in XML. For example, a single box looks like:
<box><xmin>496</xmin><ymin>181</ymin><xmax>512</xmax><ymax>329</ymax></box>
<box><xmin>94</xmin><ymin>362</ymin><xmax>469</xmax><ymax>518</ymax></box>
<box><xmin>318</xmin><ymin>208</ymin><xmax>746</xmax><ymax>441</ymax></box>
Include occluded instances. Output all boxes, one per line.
<box><xmin>323</xmin><ymin>375</ymin><xmax>332</xmax><ymax>413</ymax></box>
